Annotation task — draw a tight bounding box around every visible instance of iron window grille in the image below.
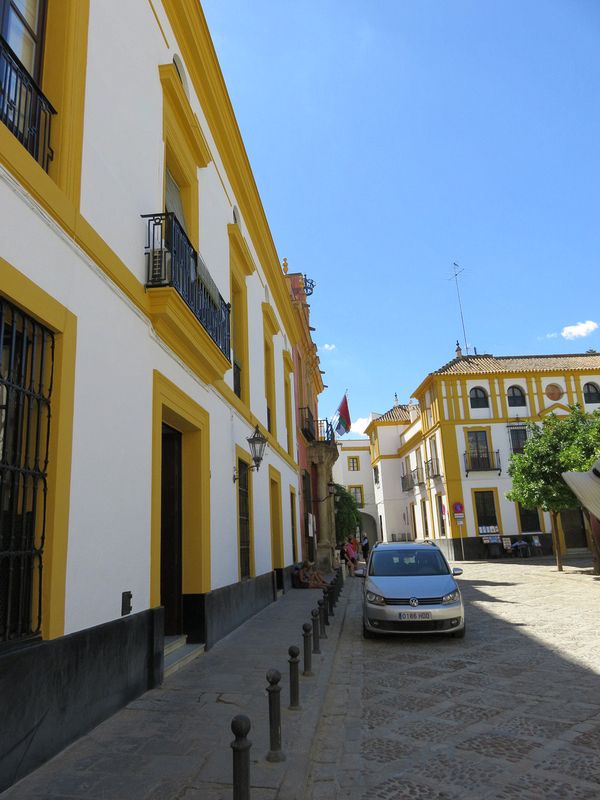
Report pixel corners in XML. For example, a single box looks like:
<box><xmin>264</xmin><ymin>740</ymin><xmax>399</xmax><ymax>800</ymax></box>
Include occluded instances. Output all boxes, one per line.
<box><xmin>507</xmin><ymin>386</ymin><xmax>527</xmax><ymax>407</ymax></box>
<box><xmin>469</xmin><ymin>387</ymin><xmax>489</xmax><ymax>408</ymax></box>
<box><xmin>0</xmin><ymin>297</ymin><xmax>54</xmax><ymax>646</ymax></box>
<box><xmin>583</xmin><ymin>382</ymin><xmax>600</xmax><ymax>404</ymax></box>
<box><xmin>233</xmin><ymin>360</ymin><xmax>242</xmax><ymax>400</ymax></box>
<box><xmin>411</xmin><ymin>467</ymin><xmax>425</xmax><ymax>485</ymax></box>
<box><xmin>474</xmin><ymin>490</ymin><xmax>499</xmax><ymax>531</ymax></box>
<box><xmin>507</xmin><ymin>424</ymin><xmax>529</xmax><ymax>455</ymax></box>
<box><xmin>237</xmin><ymin>459</ymin><xmax>251</xmax><ymax>580</ymax></box>
<box><xmin>0</xmin><ymin>36</ymin><xmax>55</xmax><ymax>172</ymax></box>
<box><xmin>142</xmin><ymin>212</ymin><xmax>231</xmax><ymax>361</ymax></box>
<box><xmin>401</xmin><ymin>473</ymin><xmax>414</xmax><ymax>492</ymax></box>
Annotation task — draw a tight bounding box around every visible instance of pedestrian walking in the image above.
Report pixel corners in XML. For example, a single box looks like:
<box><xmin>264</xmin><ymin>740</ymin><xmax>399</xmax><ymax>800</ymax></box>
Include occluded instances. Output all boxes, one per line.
<box><xmin>361</xmin><ymin>533</ymin><xmax>370</xmax><ymax>562</ymax></box>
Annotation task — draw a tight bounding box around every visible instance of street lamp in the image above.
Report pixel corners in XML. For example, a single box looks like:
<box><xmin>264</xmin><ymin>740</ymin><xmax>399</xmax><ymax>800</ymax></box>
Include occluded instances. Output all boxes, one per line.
<box><xmin>232</xmin><ymin>425</ymin><xmax>268</xmax><ymax>482</ymax></box>
<box><xmin>317</xmin><ymin>479</ymin><xmax>336</xmax><ymax>502</ymax></box>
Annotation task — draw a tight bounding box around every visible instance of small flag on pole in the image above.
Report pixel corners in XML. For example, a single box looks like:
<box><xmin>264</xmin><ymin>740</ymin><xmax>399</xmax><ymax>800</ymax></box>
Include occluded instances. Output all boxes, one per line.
<box><xmin>334</xmin><ymin>393</ymin><xmax>351</xmax><ymax>436</ymax></box>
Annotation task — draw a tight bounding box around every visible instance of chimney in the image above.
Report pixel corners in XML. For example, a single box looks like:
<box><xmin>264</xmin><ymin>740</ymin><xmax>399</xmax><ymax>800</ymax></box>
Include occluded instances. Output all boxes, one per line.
<box><xmin>455</xmin><ymin>340</ymin><xmax>463</xmax><ymax>358</ymax></box>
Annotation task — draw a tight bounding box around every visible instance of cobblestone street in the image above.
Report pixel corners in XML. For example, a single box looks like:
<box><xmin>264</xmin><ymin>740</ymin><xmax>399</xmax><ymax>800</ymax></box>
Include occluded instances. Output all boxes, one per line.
<box><xmin>305</xmin><ymin>559</ymin><xmax>600</xmax><ymax>800</ymax></box>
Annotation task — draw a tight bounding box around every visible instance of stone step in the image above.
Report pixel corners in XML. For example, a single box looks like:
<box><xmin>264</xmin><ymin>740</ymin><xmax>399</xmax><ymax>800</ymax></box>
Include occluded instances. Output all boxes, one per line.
<box><xmin>164</xmin><ymin>635</ymin><xmax>187</xmax><ymax>657</ymax></box>
<box><xmin>164</xmin><ymin>642</ymin><xmax>205</xmax><ymax>678</ymax></box>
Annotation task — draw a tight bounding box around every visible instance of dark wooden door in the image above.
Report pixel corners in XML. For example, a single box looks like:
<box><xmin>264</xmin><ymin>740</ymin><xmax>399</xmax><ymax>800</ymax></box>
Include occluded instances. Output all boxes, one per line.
<box><xmin>161</xmin><ymin>423</ymin><xmax>182</xmax><ymax>634</ymax></box>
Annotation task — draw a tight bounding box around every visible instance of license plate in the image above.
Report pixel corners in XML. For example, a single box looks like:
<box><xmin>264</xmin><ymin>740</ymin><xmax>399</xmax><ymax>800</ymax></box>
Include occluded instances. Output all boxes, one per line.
<box><xmin>399</xmin><ymin>611</ymin><xmax>432</xmax><ymax>621</ymax></box>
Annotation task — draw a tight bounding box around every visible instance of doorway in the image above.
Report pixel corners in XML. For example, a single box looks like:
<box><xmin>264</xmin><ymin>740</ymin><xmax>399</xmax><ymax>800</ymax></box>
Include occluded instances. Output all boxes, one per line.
<box><xmin>161</xmin><ymin>423</ymin><xmax>183</xmax><ymax>635</ymax></box>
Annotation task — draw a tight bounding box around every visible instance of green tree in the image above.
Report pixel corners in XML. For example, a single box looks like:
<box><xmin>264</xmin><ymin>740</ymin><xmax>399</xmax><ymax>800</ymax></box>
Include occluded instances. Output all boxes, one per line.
<box><xmin>333</xmin><ymin>484</ymin><xmax>361</xmax><ymax>545</ymax></box>
<box><xmin>507</xmin><ymin>406</ymin><xmax>600</xmax><ymax>572</ymax></box>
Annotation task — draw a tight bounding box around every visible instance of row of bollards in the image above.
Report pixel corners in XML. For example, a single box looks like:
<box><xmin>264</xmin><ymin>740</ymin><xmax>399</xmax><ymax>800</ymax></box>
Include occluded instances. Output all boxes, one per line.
<box><xmin>230</xmin><ymin>565</ymin><xmax>345</xmax><ymax>799</ymax></box>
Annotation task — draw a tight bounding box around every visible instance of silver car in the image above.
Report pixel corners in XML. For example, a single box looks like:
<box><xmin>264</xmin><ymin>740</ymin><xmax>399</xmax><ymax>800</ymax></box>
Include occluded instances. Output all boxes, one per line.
<box><xmin>361</xmin><ymin>542</ymin><xmax>465</xmax><ymax>638</ymax></box>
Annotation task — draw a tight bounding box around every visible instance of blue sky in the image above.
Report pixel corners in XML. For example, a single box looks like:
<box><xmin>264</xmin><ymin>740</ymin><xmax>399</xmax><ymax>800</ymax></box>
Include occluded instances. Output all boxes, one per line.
<box><xmin>202</xmin><ymin>0</ymin><xmax>600</xmax><ymax>436</ymax></box>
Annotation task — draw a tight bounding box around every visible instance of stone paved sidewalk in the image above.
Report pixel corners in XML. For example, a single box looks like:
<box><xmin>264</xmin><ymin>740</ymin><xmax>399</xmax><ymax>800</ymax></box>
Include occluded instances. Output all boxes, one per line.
<box><xmin>2</xmin><ymin>581</ymin><xmax>351</xmax><ymax>800</ymax></box>
<box><xmin>304</xmin><ymin>557</ymin><xmax>600</xmax><ymax>800</ymax></box>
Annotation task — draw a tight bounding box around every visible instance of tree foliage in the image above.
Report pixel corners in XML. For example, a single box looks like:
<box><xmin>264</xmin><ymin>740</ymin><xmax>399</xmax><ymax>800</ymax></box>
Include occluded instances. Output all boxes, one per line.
<box><xmin>507</xmin><ymin>406</ymin><xmax>600</xmax><ymax>512</ymax></box>
<box><xmin>333</xmin><ymin>483</ymin><xmax>361</xmax><ymax>544</ymax></box>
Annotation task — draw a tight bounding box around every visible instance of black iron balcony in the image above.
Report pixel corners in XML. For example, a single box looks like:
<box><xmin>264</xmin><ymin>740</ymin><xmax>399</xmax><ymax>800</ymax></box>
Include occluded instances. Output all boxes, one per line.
<box><xmin>401</xmin><ymin>473</ymin><xmax>414</xmax><ymax>492</ymax></box>
<box><xmin>299</xmin><ymin>406</ymin><xmax>315</xmax><ymax>441</ymax></box>
<box><xmin>425</xmin><ymin>458</ymin><xmax>442</xmax><ymax>479</ymax></box>
<box><xmin>0</xmin><ymin>36</ymin><xmax>55</xmax><ymax>172</ymax></box>
<box><xmin>411</xmin><ymin>467</ymin><xmax>425</xmax><ymax>486</ymax></box>
<box><xmin>464</xmin><ymin>449</ymin><xmax>501</xmax><ymax>476</ymax></box>
<box><xmin>316</xmin><ymin>418</ymin><xmax>335</xmax><ymax>444</ymax></box>
<box><xmin>142</xmin><ymin>212</ymin><xmax>230</xmax><ymax>360</ymax></box>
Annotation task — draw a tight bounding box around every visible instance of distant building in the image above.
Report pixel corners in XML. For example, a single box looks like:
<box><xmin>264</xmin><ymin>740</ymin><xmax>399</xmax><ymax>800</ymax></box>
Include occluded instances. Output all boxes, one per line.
<box><xmin>332</xmin><ymin>439</ymin><xmax>379</xmax><ymax>545</ymax></box>
<box><xmin>367</xmin><ymin>348</ymin><xmax>600</xmax><ymax>559</ymax></box>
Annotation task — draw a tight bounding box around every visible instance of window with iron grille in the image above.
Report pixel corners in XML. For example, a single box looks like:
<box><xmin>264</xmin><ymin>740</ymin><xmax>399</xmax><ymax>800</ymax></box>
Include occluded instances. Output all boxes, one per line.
<box><xmin>348</xmin><ymin>485</ymin><xmax>364</xmax><ymax>507</ymax></box>
<box><xmin>517</xmin><ymin>503</ymin><xmax>541</xmax><ymax>533</ymax></box>
<box><xmin>237</xmin><ymin>458</ymin><xmax>251</xmax><ymax>579</ymax></box>
<box><xmin>469</xmin><ymin>387</ymin><xmax>489</xmax><ymax>408</ymax></box>
<box><xmin>507</xmin><ymin>385</ymin><xmax>526</xmax><ymax>407</ymax></box>
<box><xmin>583</xmin><ymin>382</ymin><xmax>600</xmax><ymax>404</ymax></box>
<box><xmin>373</xmin><ymin>465</ymin><xmax>379</xmax><ymax>485</ymax></box>
<box><xmin>508</xmin><ymin>424</ymin><xmax>528</xmax><ymax>455</ymax></box>
<box><xmin>347</xmin><ymin>456</ymin><xmax>359</xmax><ymax>471</ymax></box>
<box><xmin>1</xmin><ymin>297</ymin><xmax>54</xmax><ymax>645</ymax></box>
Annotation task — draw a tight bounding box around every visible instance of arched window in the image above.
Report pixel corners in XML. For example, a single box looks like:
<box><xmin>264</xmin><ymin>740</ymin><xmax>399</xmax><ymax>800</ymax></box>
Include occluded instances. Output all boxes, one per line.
<box><xmin>583</xmin><ymin>382</ymin><xmax>600</xmax><ymax>404</ymax></box>
<box><xmin>507</xmin><ymin>385</ymin><xmax>526</xmax><ymax>407</ymax></box>
<box><xmin>469</xmin><ymin>387</ymin><xmax>489</xmax><ymax>409</ymax></box>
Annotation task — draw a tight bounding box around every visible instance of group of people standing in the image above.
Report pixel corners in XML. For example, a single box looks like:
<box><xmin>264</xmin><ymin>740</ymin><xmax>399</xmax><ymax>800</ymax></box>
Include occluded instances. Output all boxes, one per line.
<box><xmin>340</xmin><ymin>533</ymin><xmax>370</xmax><ymax>577</ymax></box>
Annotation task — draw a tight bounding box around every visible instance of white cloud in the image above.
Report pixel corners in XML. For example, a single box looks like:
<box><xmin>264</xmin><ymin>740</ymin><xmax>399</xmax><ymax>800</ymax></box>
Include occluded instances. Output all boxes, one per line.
<box><xmin>322</xmin><ymin>343</ymin><xmax>336</xmax><ymax>352</ymax></box>
<box><xmin>561</xmin><ymin>320</ymin><xmax>598</xmax><ymax>340</ymax></box>
<box><xmin>545</xmin><ymin>332</ymin><xmax>558</xmax><ymax>339</ymax></box>
<box><xmin>349</xmin><ymin>417</ymin><xmax>369</xmax><ymax>437</ymax></box>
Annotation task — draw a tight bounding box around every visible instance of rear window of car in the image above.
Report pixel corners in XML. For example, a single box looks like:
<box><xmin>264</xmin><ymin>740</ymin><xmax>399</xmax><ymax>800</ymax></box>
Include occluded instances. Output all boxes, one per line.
<box><xmin>369</xmin><ymin>549</ymin><xmax>449</xmax><ymax>576</ymax></box>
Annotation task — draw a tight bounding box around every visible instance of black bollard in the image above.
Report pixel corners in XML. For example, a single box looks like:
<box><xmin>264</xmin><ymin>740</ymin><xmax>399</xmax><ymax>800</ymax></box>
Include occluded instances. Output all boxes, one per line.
<box><xmin>317</xmin><ymin>599</ymin><xmax>327</xmax><ymax>639</ymax></box>
<box><xmin>323</xmin><ymin>589</ymin><xmax>329</xmax><ymax>625</ymax></box>
<box><xmin>311</xmin><ymin>608</ymin><xmax>321</xmax><ymax>654</ymax></box>
<box><xmin>266</xmin><ymin>669</ymin><xmax>285</xmax><ymax>762</ymax></box>
<box><xmin>231</xmin><ymin>715</ymin><xmax>252</xmax><ymax>800</ymax></box>
<box><xmin>288</xmin><ymin>645</ymin><xmax>301</xmax><ymax>710</ymax></box>
<box><xmin>302</xmin><ymin>622</ymin><xmax>313</xmax><ymax>676</ymax></box>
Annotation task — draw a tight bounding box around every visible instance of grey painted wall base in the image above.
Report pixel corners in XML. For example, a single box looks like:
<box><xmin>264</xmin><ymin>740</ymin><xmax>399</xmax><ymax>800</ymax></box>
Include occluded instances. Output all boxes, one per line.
<box><xmin>435</xmin><ymin>533</ymin><xmax>554</xmax><ymax>561</ymax></box>
<box><xmin>183</xmin><ymin>571</ymin><xmax>277</xmax><ymax>649</ymax></box>
<box><xmin>0</xmin><ymin>607</ymin><xmax>163</xmax><ymax>793</ymax></box>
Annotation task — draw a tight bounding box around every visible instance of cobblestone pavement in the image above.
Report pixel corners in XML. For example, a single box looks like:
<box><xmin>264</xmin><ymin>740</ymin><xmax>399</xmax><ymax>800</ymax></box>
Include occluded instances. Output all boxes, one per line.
<box><xmin>304</xmin><ymin>558</ymin><xmax>600</xmax><ymax>800</ymax></box>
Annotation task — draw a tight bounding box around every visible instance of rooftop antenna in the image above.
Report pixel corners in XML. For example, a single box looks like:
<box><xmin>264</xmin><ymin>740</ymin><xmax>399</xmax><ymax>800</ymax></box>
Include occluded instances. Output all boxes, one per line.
<box><xmin>450</xmin><ymin>262</ymin><xmax>470</xmax><ymax>356</ymax></box>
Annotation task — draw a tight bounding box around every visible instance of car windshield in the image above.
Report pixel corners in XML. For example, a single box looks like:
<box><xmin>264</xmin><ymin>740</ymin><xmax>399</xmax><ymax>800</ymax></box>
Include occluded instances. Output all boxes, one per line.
<box><xmin>369</xmin><ymin>549</ymin><xmax>450</xmax><ymax>577</ymax></box>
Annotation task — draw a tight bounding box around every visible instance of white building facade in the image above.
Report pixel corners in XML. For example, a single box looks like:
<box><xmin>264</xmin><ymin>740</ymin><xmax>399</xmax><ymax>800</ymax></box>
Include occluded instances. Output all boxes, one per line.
<box><xmin>0</xmin><ymin>1</ymin><xmax>304</xmax><ymax>788</ymax></box>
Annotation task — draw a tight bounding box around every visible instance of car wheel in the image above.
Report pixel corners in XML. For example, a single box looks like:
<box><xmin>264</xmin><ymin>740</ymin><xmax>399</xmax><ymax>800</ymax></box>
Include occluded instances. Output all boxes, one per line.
<box><xmin>363</xmin><ymin>622</ymin><xmax>375</xmax><ymax>639</ymax></box>
<box><xmin>453</xmin><ymin>623</ymin><xmax>466</xmax><ymax>639</ymax></box>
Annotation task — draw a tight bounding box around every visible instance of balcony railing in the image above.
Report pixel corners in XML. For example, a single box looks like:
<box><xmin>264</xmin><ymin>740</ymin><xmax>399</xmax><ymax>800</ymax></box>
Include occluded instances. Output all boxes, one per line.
<box><xmin>464</xmin><ymin>449</ymin><xmax>501</xmax><ymax>476</ymax></box>
<box><xmin>401</xmin><ymin>473</ymin><xmax>414</xmax><ymax>492</ymax></box>
<box><xmin>411</xmin><ymin>467</ymin><xmax>425</xmax><ymax>486</ymax></box>
<box><xmin>0</xmin><ymin>37</ymin><xmax>55</xmax><ymax>172</ymax></box>
<box><xmin>142</xmin><ymin>212</ymin><xmax>231</xmax><ymax>360</ymax></box>
<box><xmin>425</xmin><ymin>458</ymin><xmax>441</xmax><ymax>479</ymax></box>
<box><xmin>316</xmin><ymin>418</ymin><xmax>335</xmax><ymax>444</ymax></box>
<box><xmin>299</xmin><ymin>407</ymin><xmax>315</xmax><ymax>441</ymax></box>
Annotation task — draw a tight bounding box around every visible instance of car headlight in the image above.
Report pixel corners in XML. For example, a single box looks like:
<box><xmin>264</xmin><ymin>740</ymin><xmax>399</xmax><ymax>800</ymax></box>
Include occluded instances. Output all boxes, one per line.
<box><xmin>366</xmin><ymin>591</ymin><xmax>386</xmax><ymax>605</ymax></box>
<box><xmin>442</xmin><ymin>590</ymin><xmax>460</xmax><ymax>604</ymax></box>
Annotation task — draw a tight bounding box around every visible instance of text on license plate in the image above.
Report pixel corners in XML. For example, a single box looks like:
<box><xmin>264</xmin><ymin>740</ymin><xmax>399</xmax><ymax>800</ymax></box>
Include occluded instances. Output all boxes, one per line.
<box><xmin>399</xmin><ymin>611</ymin><xmax>432</xmax><ymax>620</ymax></box>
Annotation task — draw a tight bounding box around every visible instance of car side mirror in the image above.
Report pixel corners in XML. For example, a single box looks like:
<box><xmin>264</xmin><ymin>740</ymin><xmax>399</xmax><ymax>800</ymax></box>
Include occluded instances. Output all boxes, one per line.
<box><xmin>354</xmin><ymin>568</ymin><xmax>366</xmax><ymax>578</ymax></box>
<box><xmin>452</xmin><ymin>567</ymin><xmax>463</xmax><ymax>576</ymax></box>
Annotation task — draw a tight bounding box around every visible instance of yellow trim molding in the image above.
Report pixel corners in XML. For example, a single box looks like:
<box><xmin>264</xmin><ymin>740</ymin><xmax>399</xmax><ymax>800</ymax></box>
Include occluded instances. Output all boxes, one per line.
<box><xmin>0</xmin><ymin>257</ymin><xmax>77</xmax><ymax>640</ymax></box>
<box><xmin>228</xmin><ymin>223</ymin><xmax>256</xmax><ymax>277</ymax></box>
<box><xmin>151</xmin><ymin>371</ymin><xmax>211</xmax><ymax>605</ymax></box>
<box><xmin>147</xmin><ymin>287</ymin><xmax>230</xmax><ymax>385</ymax></box>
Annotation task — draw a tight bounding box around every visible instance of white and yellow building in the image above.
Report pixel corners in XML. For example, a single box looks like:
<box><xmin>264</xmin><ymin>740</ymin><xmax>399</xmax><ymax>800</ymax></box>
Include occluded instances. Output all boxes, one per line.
<box><xmin>333</xmin><ymin>439</ymin><xmax>379</xmax><ymax>544</ymax></box>
<box><xmin>367</xmin><ymin>349</ymin><xmax>600</xmax><ymax>559</ymax></box>
<box><xmin>0</xmin><ymin>1</ymin><xmax>306</xmax><ymax>787</ymax></box>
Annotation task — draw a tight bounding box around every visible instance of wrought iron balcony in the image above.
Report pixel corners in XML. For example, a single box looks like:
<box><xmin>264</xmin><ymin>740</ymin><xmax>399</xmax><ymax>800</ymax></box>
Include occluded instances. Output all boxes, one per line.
<box><xmin>464</xmin><ymin>449</ymin><xmax>501</xmax><ymax>476</ymax></box>
<box><xmin>299</xmin><ymin>406</ymin><xmax>315</xmax><ymax>441</ymax></box>
<box><xmin>0</xmin><ymin>36</ymin><xmax>55</xmax><ymax>172</ymax></box>
<box><xmin>411</xmin><ymin>467</ymin><xmax>425</xmax><ymax>486</ymax></box>
<box><xmin>316</xmin><ymin>418</ymin><xmax>335</xmax><ymax>444</ymax></box>
<box><xmin>142</xmin><ymin>212</ymin><xmax>230</xmax><ymax>360</ymax></box>
<box><xmin>425</xmin><ymin>458</ymin><xmax>442</xmax><ymax>479</ymax></box>
<box><xmin>401</xmin><ymin>473</ymin><xmax>414</xmax><ymax>492</ymax></box>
